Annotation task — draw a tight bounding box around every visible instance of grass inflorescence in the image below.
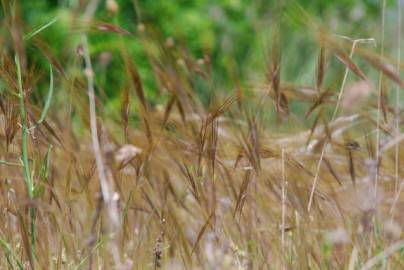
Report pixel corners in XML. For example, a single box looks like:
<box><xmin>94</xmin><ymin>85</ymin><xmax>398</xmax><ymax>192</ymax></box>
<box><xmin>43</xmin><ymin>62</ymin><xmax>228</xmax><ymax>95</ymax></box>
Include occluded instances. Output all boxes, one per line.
<box><xmin>0</xmin><ymin>1</ymin><xmax>403</xmax><ymax>269</ymax></box>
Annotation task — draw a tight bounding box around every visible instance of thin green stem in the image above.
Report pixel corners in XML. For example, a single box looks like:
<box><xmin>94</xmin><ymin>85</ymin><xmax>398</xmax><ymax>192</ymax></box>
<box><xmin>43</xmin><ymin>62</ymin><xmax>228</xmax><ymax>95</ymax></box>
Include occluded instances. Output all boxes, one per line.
<box><xmin>0</xmin><ymin>237</ymin><xmax>25</xmax><ymax>270</ymax></box>
<box><xmin>15</xmin><ymin>55</ymin><xmax>36</xmax><ymax>262</ymax></box>
<box><xmin>23</xmin><ymin>17</ymin><xmax>59</xmax><ymax>40</ymax></box>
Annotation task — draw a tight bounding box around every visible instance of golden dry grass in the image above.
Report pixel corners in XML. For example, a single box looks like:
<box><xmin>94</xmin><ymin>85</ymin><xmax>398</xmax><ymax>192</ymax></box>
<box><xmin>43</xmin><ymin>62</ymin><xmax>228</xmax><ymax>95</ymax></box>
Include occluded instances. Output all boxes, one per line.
<box><xmin>0</xmin><ymin>1</ymin><xmax>403</xmax><ymax>269</ymax></box>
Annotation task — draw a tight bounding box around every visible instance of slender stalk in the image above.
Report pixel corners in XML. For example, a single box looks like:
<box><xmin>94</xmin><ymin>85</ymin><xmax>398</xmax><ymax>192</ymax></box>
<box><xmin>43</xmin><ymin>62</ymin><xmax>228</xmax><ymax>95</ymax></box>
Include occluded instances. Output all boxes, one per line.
<box><xmin>307</xmin><ymin>38</ymin><xmax>375</xmax><ymax>212</ymax></box>
<box><xmin>81</xmin><ymin>0</ymin><xmax>111</xmax><ymax>213</ymax></box>
<box><xmin>0</xmin><ymin>237</ymin><xmax>25</xmax><ymax>270</ymax></box>
<box><xmin>375</xmin><ymin>0</ymin><xmax>386</xmax><ymax>199</ymax></box>
<box><xmin>394</xmin><ymin>0</ymin><xmax>402</xmax><ymax>196</ymax></box>
<box><xmin>390</xmin><ymin>0</ymin><xmax>402</xmax><ymax>220</ymax></box>
<box><xmin>80</xmin><ymin>3</ymin><xmax>121</xmax><ymax>265</ymax></box>
<box><xmin>81</xmin><ymin>35</ymin><xmax>121</xmax><ymax>267</ymax></box>
<box><xmin>281</xmin><ymin>148</ymin><xmax>287</xmax><ymax>270</ymax></box>
<box><xmin>15</xmin><ymin>55</ymin><xmax>36</xmax><ymax>262</ymax></box>
<box><xmin>81</xmin><ymin>36</ymin><xmax>112</xmax><ymax>219</ymax></box>
<box><xmin>23</xmin><ymin>17</ymin><xmax>59</xmax><ymax>40</ymax></box>
<box><xmin>79</xmin><ymin>0</ymin><xmax>121</xmax><ymax>267</ymax></box>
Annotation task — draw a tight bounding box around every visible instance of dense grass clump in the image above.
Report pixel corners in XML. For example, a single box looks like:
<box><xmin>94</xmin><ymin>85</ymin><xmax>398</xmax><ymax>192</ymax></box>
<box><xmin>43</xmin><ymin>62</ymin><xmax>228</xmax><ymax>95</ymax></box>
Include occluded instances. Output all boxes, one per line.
<box><xmin>0</xmin><ymin>1</ymin><xmax>403</xmax><ymax>269</ymax></box>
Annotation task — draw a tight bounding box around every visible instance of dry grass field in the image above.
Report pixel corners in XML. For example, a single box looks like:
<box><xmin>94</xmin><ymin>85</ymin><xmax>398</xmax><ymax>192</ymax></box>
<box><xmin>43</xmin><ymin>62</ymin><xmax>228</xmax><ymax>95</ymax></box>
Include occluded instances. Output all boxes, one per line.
<box><xmin>0</xmin><ymin>0</ymin><xmax>403</xmax><ymax>269</ymax></box>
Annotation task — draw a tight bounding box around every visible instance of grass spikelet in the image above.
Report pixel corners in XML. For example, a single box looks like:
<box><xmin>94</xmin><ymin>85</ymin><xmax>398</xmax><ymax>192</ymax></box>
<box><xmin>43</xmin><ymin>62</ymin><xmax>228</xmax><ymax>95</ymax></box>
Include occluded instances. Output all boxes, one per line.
<box><xmin>191</xmin><ymin>212</ymin><xmax>214</xmax><ymax>254</ymax></box>
<box><xmin>331</xmin><ymin>45</ymin><xmax>367</xmax><ymax>81</ymax></box>
<box><xmin>234</xmin><ymin>170</ymin><xmax>252</xmax><ymax>217</ymax></box>
<box><xmin>206</xmin><ymin>90</ymin><xmax>240</xmax><ymax>126</ymax></box>
<box><xmin>120</xmin><ymin>85</ymin><xmax>130</xmax><ymax>140</ymax></box>
<box><xmin>360</xmin><ymin>51</ymin><xmax>404</xmax><ymax>88</ymax></box>
<box><xmin>268</xmin><ymin>25</ymin><xmax>289</xmax><ymax>116</ymax></box>
<box><xmin>126</xmin><ymin>59</ymin><xmax>147</xmax><ymax>111</ymax></box>
<box><xmin>316</xmin><ymin>45</ymin><xmax>327</xmax><ymax>92</ymax></box>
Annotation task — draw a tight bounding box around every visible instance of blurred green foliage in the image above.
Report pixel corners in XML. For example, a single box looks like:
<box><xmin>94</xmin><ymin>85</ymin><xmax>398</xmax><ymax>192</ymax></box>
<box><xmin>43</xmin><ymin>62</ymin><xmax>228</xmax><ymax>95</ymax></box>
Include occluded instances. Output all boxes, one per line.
<box><xmin>16</xmin><ymin>0</ymin><xmax>397</xmax><ymax>112</ymax></box>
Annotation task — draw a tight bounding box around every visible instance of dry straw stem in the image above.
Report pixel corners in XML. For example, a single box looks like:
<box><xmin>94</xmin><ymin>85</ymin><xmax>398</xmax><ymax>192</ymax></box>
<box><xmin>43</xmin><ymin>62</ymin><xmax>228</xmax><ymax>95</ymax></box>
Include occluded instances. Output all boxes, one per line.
<box><xmin>81</xmin><ymin>35</ymin><xmax>118</xmax><ymax>227</ymax></box>
<box><xmin>307</xmin><ymin>37</ymin><xmax>376</xmax><ymax>212</ymax></box>
<box><xmin>281</xmin><ymin>148</ymin><xmax>287</xmax><ymax>270</ymax></box>
<box><xmin>375</xmin><ymin>0</ymin><xmax>386</xmax><ymax>201</ymax></box>
<box><xmin>81</xmin><ymin>32</ymin><xmax>122</xmax><ymax>270</ymax></box>
<box><xmin>0</xmin><ymin>237</ymin><xmax>24</xmax><ymax>270</ymax></box>
<box><xmin>81</xmin><ymin>0</ymin><xmax>121</xmax><ymax>267</ymax></box>
<box><xmin>394</xmin><ymin>0</ymin><xmax>402</xmax><ymax>197</ymax></box>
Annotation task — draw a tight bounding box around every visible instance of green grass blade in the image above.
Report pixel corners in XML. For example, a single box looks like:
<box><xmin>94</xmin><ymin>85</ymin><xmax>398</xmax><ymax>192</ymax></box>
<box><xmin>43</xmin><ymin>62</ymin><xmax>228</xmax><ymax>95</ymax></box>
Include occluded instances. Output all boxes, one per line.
<box><xmin>73</xmin><ymin>237</ymin><xmax>106</xmax><ymax>270</ymax></box>
<box><xmin>34</xmin><ymin>145</ymin><xmax>53</xmax><ymax>199</ymax></box>
<box><xmin>0</xmin><ymin>238</ymin><xmax>25</xmax><ymax>270</ymax></box>
<box><xmin>23</xmin><ymin>17</ymin><xmax>59</xmax><ymax>40</ymax></box>
<box><xmin>15</xmin><ymin>54</ymin><xmax>36</xmax><ymax>264</ymax></box>
<box><xmin>36</xmin><ymin>64</ymin><xmax>54</xmax><ymax>125</ymax></box>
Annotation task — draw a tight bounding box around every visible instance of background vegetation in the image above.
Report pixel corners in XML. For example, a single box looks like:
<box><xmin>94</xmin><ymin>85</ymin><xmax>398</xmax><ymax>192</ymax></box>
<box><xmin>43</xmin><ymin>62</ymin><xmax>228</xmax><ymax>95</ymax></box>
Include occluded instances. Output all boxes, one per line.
<box><xmin>0</xmin><ymin>0</ymin><xmax>403</xmax><ymax>269</ymax></box>
<box><xmin>13</xmin><ymin>0</ymin><xmax>398</xmax><ymax>111</ymax></box>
